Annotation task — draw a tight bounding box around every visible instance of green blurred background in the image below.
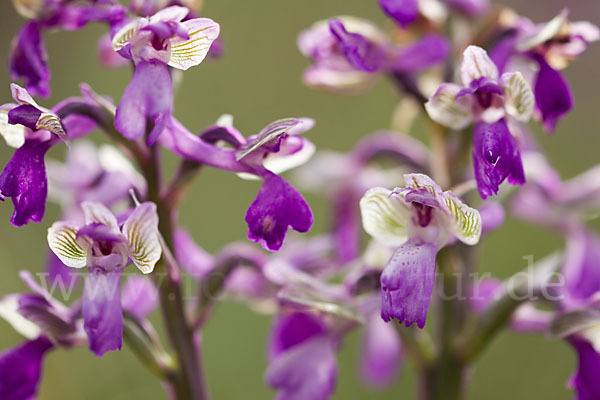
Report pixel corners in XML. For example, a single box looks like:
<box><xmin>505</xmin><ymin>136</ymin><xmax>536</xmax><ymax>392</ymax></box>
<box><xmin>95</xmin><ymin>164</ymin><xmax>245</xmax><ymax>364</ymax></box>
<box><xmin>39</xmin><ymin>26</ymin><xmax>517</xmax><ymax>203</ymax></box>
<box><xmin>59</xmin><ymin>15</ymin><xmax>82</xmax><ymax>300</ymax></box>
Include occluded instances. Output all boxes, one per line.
<box><xmin>0</xmin><ymin>0</ymin><xmax>599</xmax><ymax>399</ymax></box>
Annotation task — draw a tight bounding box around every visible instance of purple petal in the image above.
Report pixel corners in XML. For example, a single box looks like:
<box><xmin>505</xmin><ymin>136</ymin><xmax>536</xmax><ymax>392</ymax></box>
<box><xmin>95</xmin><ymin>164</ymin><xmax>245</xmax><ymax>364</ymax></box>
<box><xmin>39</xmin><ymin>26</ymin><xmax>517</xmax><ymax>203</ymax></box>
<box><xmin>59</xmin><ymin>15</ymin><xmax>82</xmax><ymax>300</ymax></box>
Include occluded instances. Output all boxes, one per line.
<box><xmin>568</xmin><ymin>338</ymin><xmax>600</xmax><ymax>400</ymax></box>
<box><xmin>472</xmin><ymin>119</ymin><xmax>525</xmax><ymax>199</ymax></box>
<box><xmin>121</xmin><ymin>275</ymin><xmax>158</xmax><ymax>320</ymax></box>
<box><xmin>82</xmin><ymin>268</ymin><xmax>124</xmax><ymax>356</ymax></box>
<box><xmin>443</xmin><ymin>0</ymin><xmax>490</xmax><ymax>16</ymax></box>
<box><xmin>0</xmin><ymin>138</ymin><xmax>52</xmax><ymax>226</ymax></box>
<box><xmin>360</xmin><ymin>315</ymin><xmax>403</xmax><ymax>388</ymax></box>
<box><xmin>329</xmin><ymin>19</ymin><xmax>385</xmax><ymax>72</ymax></box>
<box><xmin>380</xmin><ymin>240</ymin><xmax>438</xmax><ymax>328</ymax></box>
<box><xmin>563</xmin><ymin>229</ymin><xmax>600</xmax><ymax>305</ymax></box>
<box><xmin>115</xmin><ymin>59</ymin><xmax>172</xmax><ymax>144</ymax></box>
<box><xmin>9</xmin><ymin>22</ymin><xmax>50</xmax><ymax>98</ymax></box>
<box><xmin>269</xmin><ymin>312</ymin><xmax>327</xmax><ymax>360</ymax></box>
<box><xmin>489</xmin><ymin>35</ymin><xmax>518</xmax><ymax>74</ymax></box>
<box><xmin>391</xmin><ymin>34</ymin><xmax>449</xmax><ymax>72</ymax></box>
<box><xmin>533</xmin><ymin>55</ymin><xmax>573</xmax><ymax>132</ymax></box>
<box><xmin>0</xmin><ymin>337</ymin><xmax>53</xmax><ymax>400</ymax></box>
<box><xmin>266</xmin><ymin>336</ymin><xmax>337</xmax><ymax>400</ymax></box>
<box><xmin>246</xmin><ymin>173</ymin><xmax>313</xmax><ymax>251</ymax></box>
<box><xmin>378</xmin><ymin>0</ymin><xmax>419</xmax><ymax>28</ymax></box>
<box><xmin>8</xmin><ymin>104</ymin><xmax>42</xmax><ymax>130</ymax></box>
<box><xmin>200</xmin><ymin>124</ymin><xmax>245</xmax><ymax>149</ymax></box>
<box><xmin>332</xmin><ymin>191</ymin><xmax>361</xmax><ymax>263</ymax></box>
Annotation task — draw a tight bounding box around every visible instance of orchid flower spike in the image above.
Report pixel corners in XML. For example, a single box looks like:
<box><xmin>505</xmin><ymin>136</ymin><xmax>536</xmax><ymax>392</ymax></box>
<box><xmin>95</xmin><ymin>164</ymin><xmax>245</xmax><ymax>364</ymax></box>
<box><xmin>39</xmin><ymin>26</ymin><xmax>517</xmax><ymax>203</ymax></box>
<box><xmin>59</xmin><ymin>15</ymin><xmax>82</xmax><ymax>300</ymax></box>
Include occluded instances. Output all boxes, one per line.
<box><xmin>360</xmin><ymin>173</ymin><xmax>482</xmax><ymax>328</ymax></box>
<box><xmin>47</xmin><ymin>201</ymin><xmax>161</xmax><ymax>356</ymax></box>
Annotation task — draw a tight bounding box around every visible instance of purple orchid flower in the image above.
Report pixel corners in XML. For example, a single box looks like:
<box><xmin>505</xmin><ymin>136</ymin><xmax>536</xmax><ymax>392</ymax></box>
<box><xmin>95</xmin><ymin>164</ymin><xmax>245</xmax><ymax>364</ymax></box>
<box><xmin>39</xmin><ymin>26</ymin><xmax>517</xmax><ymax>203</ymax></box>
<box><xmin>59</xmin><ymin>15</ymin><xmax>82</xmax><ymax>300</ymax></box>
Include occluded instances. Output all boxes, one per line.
<box><xmin>265</xmin><ymin>312</ymin><xmax>338</xmax><ymax>400</ymax></box>
<box><xmin>360</xmin><ymin>173</ymin><xmax>482</xmax><ymax>327</ymax></box>
<box><xmin>426</xmin><ymin>46</ymin><xmax>533</xmax><ymax>198</ymax></box>
<box><xmin>0</xmin><ymin>270</ymin><xmax>85</xmax><ymax>399</ymax></box>
<box><xmin>0</xmin><ymin>84</ymin><xmax>99</xmax><ymax>226</ymax></box>
<box><xmin>47</xmin><ymin>201</ymin><xmax>162</xmax><ymax>356</ymax></box>
<box><xmin>9</xmin><ymin>0</ymin><xmax>126</xmax><ymax>97</ymax></box>
<box><xmin>111</xmin><ymin>5</ymin><xmax>220</xmax><ymax>144</ymax></box>
<box><xmin>159</xmin><ymin>116</ymin><xmax>315</xmax><ymax>251</ymax></box>
<box><xmin>491</xmin><ymin>10</ymin><xmax>599</xmax><ymax>131</ymax></box>
<box><xmin>298</xmin><ymin>16</ymin><xmax>448</xmax><ymax>94</ymax></box>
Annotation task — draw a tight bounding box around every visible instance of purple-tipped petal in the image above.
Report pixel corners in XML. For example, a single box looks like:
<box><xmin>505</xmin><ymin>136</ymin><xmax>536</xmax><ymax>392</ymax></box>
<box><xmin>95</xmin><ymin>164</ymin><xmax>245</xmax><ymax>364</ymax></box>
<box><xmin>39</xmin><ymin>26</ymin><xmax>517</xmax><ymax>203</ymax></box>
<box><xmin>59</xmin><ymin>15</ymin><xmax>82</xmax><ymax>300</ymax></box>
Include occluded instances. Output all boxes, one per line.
<box><xmin>360</xmin><ymin>315</ymin><xmax>403</xmax><ymax>388</ymax></box>
<box><xmin>378</xmin><ymin>0</ymin><xmax>419</xmax><ymax>28</ymax></box>
<box><xmin>245</xmin><ymin>173</ymin><xmax>313</xmax><ymax>251</ymax></box>
<box><xmin>472</xmin><ymin>119</ymin><xmax>525</xmax><ymax>199</ymax></box>
<box><xmin>8</xmin><ymin>104</ymin><xmax>42</xmax><ymax>130</ymax></box>
<box><xmin>9</xmin><ymin>22</ymin><xmax>50</xmax><ymax>98</ymax></box>
<box><xmin>82</xmin><ymin>268</ymin><xmax>124</xmax><ymax>356</ymax></box>
<box><xmin>329</xmin><ymin>19</ymin><xmax>385</xmax><ymax>73</ymax></box>
<box><xmin>121</xmin><ymin>276</ymin><xmax>158</xmax><ymax>320</ymax></box>
<box><xmin>0</xmin><ymin>138</ymin><xmax>52</xmax><ymax>226</ymax></box>
<box><xmin>568</xmin><ymin>338</ymin><xmax>600</xmax><ymax>400</ymax></box>
<box><xmin>533</xmin><ymin>55</ymin><xmax>573</xmax><ymax>132</ymax></box>
<box><xmin>380</xmin><ymin>240</ymin><xmax>438</xmax><ymax>328</ymax></box>
<box><xmin>0</xmin><ymin>337</ymin><xmax>53</xmax><ymax>400</ymax></box>
<box><xmin>114</xmin><ymin>59</ymin><xmax>172</xmax><ymax>144</ymax></box>
<box><xmin>392</xmin><ymin>34</ymin><xmax>449</xmax><ymax>72</ymax></box>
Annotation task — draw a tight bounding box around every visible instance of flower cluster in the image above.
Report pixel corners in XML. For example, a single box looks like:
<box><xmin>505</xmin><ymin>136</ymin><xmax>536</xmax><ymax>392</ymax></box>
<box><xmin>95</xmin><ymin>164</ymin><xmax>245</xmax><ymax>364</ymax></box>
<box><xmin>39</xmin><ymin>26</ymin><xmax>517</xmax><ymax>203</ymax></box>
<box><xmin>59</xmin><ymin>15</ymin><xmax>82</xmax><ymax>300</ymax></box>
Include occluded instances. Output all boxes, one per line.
<box><xmin>0</xmin><ymin>0</ymin><xmax>599</xmax><ymax>399</ymax></box>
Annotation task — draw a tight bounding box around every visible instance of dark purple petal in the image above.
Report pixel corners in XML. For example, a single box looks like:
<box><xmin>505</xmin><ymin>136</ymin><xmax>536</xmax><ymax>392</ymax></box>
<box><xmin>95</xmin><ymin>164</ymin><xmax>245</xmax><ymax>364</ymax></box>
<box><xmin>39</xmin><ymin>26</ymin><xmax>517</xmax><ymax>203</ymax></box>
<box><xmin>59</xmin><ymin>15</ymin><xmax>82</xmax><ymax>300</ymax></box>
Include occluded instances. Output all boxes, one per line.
<box><xmin>43</xmin><ymin>4</ymin><xmax>127</xmax><ymax>31</ymax></box>
<box><xmin>489</xmin><ymin>34</ymin><xmax>518</xmax><ymax>73</ymax></box>
<box><xmin>115</xmin><ymin>59</ymin><xmax>172</xmax><ymax>144</ymax></box>
<box><xmin>533</xmin><ymin>55</ymin><xmax>573</xmax><ymax>132</ymax></box>
<box><xmin>0</xmin><ymin>138</ymin><xmax>52</xmax><ymax>226</ymax></box>
<box><xmin>9</xmin><ymin>22</ymin><xmax>50</xmax><ymax>98</ymax></box>
<box><xmin>268</xmin><ymin>312</ymin><xmax>327</xmax><ymax>360</ymax></box>
<box><xmin>77</xmin><ymin>223</ymin><xmax>125</xmax><ymax>243</ymax></box>
<box><xmin>443</xmin><ymin>0</ymin><xmax>490</xmax><ymax>16</ymax></box>
<box><xmin>472</xmin><ymin>119</ymin><xmax>525</xmax><ymax>199</ymax></box>
<box><xmin>563</xmin><ymin>229</ymin><xmax>600</xmax><ymax>305</ymax></box>
<box><xmin>82</xmin><ymin>268</ymin><xmax>124</xmax><ymax>357</ymax></box>
<box><xmin>245</xmin><ymin>173</ymin><xmax>313</xmax><ymax>251</ymax></box>
<box><xmin>121</xmin><ymin>276</ymin><xmax>158</xmax><ymax>320</ymax></box>
<box><xmin>378</xmin><ymin>0</ymin><xmax>419</xmax><ymax>28</ymax></box>
<box><xmin>142</xmin><ymin>21</ymin><xmax>188</xmax><ymax>50</ymax></box>
<box><xmin>0</xmin><ymin>337</ymin><xmax>53</xmax><ymax>400</ymax></box>
<box><xmin>17</xmin><ymin>295</ymin><xmax>76</xmax><ymax>341</ymax></box>
<box><xmin>8</xmin><ymin>104</ymin><xmax>42</xmax><ymax>130</ymax></box>
<box><xmin>391</xmin><ymin>34</ymin><xmax>449</xmax><ymax>72</ymax></box>
<box><xmin>266</xmin><ymin>336</ymin><xmax>337</xmax><ymax>400</ymax></box>
<box><xmin>332</xmin><ymin>190</ymin><xmax>361</xmax><ymax>263</ymax></box>
<box><xmin>329</xmin><ymin>19</ymin><xmax>385</xmax><ymax>72</ymax></box>
<box><xmin>199</xmin><ymin>124</ymin><xmax>245</xmax><ymax>149</ymax></box>
<box><xmin>381</xmin><ymin>240</ymin><xmax>438</xmax><ymax>328</ymax></box>
<box><xmin>360</xmin><ymin>316</ymin><xmax>403</xmax><ymax>388</ymax></box>
<box><xmin>568</xmin><ymin>338</ymin><xmax>600</xmax><ymax>400</ymax></box>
